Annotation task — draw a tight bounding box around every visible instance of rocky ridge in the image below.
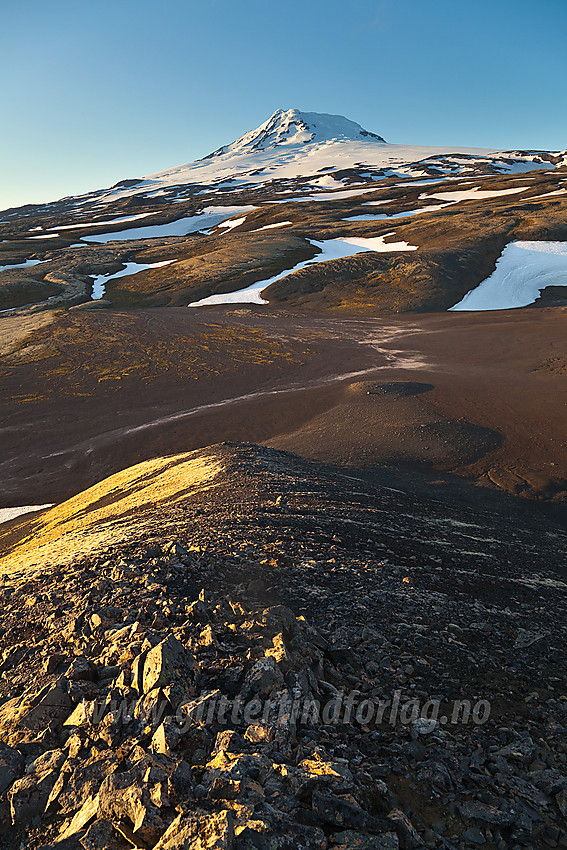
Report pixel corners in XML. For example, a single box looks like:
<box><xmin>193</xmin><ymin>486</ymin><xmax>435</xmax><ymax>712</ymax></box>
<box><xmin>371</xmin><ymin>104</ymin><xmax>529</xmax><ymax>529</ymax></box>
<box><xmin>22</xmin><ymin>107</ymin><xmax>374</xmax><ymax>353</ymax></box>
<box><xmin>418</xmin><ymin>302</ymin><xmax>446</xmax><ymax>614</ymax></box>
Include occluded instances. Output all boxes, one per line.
<box><xmin>0</xmin><ymin>444</ymin><xmax>566</xmax><ymax>849</ymax></box>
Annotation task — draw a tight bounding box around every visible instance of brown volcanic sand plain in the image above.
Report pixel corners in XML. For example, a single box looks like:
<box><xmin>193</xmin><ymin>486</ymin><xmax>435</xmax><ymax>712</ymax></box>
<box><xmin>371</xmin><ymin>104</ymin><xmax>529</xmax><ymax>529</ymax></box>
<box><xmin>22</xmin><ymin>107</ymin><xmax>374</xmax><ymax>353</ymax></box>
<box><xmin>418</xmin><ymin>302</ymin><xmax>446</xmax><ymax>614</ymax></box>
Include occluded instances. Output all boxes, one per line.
<box><xmin>1</xmin><ymin>304</ymin><xmax>567</xmax><ymax>526</ymax></box>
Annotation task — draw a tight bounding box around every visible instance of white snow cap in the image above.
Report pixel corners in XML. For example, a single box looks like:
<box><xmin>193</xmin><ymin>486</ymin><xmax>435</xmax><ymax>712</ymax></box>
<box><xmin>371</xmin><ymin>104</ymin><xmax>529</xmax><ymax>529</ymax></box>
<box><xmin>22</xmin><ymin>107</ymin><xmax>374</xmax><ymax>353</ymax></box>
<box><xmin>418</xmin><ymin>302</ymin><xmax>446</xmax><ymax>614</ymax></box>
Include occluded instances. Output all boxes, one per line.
<box><xmin>204</xmin><ymin>108</ymin><xmax>386</xmax><ymax>159</ymax></box>
<box><xmin>86</xmin><ymin>111</ymin><xmax>553</xmax><ymax>208</ymax></box>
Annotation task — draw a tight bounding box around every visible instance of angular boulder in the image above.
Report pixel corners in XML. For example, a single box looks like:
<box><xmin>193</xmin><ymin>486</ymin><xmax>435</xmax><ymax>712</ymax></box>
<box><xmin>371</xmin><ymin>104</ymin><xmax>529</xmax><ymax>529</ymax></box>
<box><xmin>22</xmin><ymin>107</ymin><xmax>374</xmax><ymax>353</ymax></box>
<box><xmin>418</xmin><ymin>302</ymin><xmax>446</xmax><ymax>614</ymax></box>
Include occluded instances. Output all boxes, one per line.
<box><xmin>143</xmin><ymin>635</ymin><xmax>196</xmax><ymax>699</ymax></box>
<box><xmin>153</xmin><ymin>809</ymin><xmax>234</xmax><ymax>849</ymax></box>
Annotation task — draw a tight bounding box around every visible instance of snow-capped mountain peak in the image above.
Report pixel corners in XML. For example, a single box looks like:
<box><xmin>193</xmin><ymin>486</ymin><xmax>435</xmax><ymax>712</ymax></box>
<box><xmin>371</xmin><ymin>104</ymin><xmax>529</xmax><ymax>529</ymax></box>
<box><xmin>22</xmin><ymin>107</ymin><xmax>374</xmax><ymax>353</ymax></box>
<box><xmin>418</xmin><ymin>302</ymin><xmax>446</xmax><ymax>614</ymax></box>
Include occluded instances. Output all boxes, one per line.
<box><xmin>47</xmin><ymin>109</ymin><xmax>559</xmax><ymax>211</ymax></box>
<box><xmin>204</xmin><ymin>108</ymin><xmax>386</xmax><ymax>159</ymax></box>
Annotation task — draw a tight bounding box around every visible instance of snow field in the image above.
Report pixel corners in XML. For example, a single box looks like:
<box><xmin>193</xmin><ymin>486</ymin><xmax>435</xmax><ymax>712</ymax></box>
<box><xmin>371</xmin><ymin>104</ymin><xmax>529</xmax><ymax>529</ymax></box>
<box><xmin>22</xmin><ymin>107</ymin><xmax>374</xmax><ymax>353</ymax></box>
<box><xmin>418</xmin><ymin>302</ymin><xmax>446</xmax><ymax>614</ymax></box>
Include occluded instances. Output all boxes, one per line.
<box><xmin>450</xmin><ymin>241</ymin><xmax>567</xmax><ymax>311</ymax></box>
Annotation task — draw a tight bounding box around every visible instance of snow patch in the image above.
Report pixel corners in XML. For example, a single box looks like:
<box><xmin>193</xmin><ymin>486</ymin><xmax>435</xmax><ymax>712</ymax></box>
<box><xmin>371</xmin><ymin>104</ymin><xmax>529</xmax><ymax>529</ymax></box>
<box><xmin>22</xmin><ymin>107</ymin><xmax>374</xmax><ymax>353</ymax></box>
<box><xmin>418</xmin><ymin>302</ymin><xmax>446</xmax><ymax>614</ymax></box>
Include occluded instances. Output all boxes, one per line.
<box><xmin>217</xmin><ymin>216</ymin><xmax>247</xmax><ymax>232</ymax></box>
<box><xmin>253</xmin><ymin>221</ymin><xmax>292</xmax><ymax>231</ymax></box>
<box><xmin>310</xmin><ymin>175</ymin><xmax>352</xmax><ymax>190</ymax></box>
<box><xmin>393</xmin><ymin>178</ymin><xmax>451</xmax><ymax>187</ymax></box>
<box><xmin>527</xmin><ymin>188</ymin><xmax>567</xmax><ymax>201</ymax></box>
<box><xmin>83</xmin><ymin>206</ymin><xmax>255</xmax><ymax>243</ymax></box>
<box><xmin>0</xmin><ymin>259</ymin><xmax>49</xmax><ymax>272</ymax></box>
<box><xmin>422</xmin><ymin>186</ymin><xmax>529</xmax><ymax>203</ymax></box>
<box><xmin>344</xmin><ymin>203</ymin><xmax>449</xmax><ymax>222</ymax></box>
<box><xmin>189</xmin><ymin>233</ymin><xmax>417</xmax><ymax>307</ymax></box>
<box><xmin>309</xmin><ymin>187</ymin><xmax>382</xmax><ymax>201</ymax></box>
<box><xmin>49</xmin><ymin>212</ymin><xmax>158</xmax><ymax>231</ymax></box>
<box><xmin>450</xmin><ymin>241</ymin><xmax>567</xmax><ymax>311</ymax></box>
<box><xmin>0</xmin><ymin>505</ymin><xmax>53</xmax><ymax>525</ymax></box>
<box><xmin>91</xmin><ymin>260</ymin><xmax>174</xmax><ymax>300</ymax></box>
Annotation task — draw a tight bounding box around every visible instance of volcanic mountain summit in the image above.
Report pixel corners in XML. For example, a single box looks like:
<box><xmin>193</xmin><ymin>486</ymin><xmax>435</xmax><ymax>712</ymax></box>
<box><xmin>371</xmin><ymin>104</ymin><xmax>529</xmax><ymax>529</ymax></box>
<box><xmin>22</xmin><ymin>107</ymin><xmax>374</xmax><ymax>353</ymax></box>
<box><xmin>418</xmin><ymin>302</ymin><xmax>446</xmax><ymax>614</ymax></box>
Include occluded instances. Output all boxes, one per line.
<box><xmin>140</xmin><ymin>108</ymin><xmax>552</xmax><ymax>198</ymax></box>
<box><xmin>205</xmin><ymin>108</ymin><xmax>387</xmax><ymax>157</ymax></box>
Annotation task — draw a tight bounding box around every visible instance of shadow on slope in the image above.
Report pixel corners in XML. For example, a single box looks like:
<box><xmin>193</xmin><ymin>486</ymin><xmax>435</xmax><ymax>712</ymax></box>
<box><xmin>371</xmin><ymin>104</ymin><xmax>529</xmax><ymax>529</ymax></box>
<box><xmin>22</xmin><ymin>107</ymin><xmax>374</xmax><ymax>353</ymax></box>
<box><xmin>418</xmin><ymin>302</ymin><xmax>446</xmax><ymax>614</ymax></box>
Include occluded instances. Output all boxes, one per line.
<box><xmin>2</xmin><ymin>443</ymin><xmax>565</xmax><ymax>588</ymax></box>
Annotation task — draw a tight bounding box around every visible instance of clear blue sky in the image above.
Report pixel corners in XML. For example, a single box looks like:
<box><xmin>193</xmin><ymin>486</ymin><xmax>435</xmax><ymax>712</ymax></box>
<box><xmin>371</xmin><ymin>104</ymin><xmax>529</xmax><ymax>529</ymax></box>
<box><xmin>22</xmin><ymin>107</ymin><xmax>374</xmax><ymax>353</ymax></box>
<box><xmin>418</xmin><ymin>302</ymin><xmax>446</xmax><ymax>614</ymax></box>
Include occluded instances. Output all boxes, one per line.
<box><xmin>1</xmin><ymin>0</ymin><xmax>566</xmax><ymax>210</ymax></box>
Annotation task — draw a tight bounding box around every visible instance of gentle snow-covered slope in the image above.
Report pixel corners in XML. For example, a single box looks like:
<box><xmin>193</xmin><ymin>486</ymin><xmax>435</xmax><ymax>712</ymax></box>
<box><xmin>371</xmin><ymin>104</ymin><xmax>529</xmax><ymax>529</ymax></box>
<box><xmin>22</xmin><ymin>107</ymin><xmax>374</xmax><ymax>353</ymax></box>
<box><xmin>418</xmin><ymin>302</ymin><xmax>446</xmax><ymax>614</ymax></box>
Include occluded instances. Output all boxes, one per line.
<box><xmin>189</xmin><ymin>233</ymin><xmax>417</xmax><ymax>307</ymax></box>
<box><xmin>450</xmin><ymin>241</ymin><xmax>567</xmax><ymax>311</ymax></box>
